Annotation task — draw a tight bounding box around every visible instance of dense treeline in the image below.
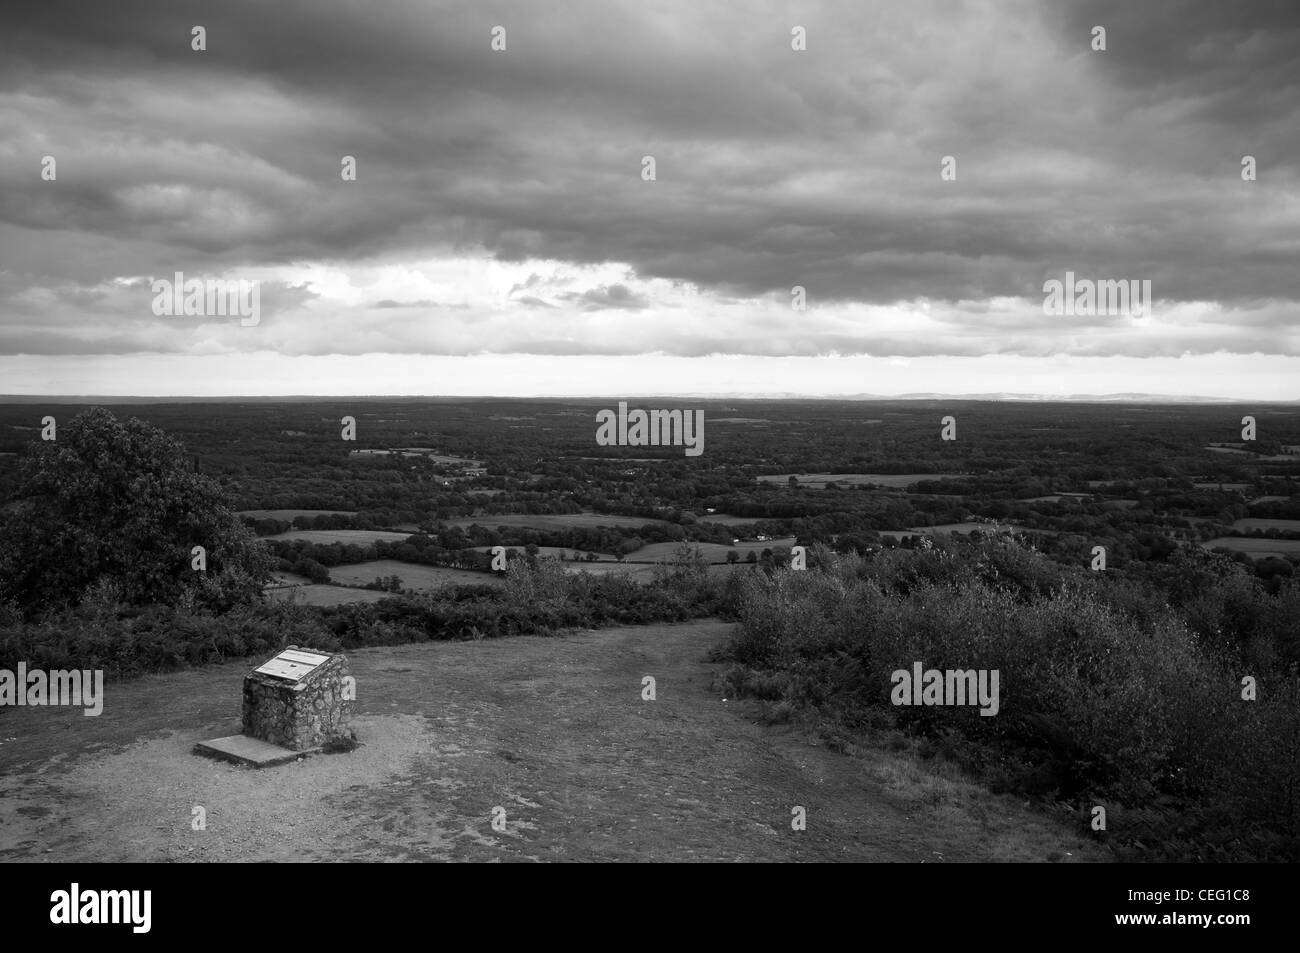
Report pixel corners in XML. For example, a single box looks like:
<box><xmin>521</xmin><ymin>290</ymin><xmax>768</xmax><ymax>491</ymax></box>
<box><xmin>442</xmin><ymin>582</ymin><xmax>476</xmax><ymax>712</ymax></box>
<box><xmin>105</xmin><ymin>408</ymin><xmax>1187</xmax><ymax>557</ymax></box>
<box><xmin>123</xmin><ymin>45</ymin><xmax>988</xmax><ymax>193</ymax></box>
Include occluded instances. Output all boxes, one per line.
<box><xmin>0</xmin><ymin>551</ymin><xmax>733</xmax><ymax>678</ymax></box>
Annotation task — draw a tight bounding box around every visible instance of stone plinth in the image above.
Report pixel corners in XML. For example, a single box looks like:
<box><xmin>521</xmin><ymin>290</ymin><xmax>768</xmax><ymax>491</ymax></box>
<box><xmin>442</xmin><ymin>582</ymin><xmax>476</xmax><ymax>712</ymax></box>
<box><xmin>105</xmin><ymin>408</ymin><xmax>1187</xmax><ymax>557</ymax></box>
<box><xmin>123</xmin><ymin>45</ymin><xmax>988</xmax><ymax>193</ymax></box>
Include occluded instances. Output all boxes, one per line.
<box><xmin>241</xmin><ymin>646</ymin><xmax>353</xmax><ymax>751</ymax></box>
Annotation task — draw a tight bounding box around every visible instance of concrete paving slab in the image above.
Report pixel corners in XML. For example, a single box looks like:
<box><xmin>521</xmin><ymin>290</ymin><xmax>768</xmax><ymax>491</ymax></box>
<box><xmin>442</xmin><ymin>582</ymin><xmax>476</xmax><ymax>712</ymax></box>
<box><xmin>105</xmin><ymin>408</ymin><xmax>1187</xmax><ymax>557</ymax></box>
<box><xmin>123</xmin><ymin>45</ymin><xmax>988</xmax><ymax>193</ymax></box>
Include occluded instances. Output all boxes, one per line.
<box><xmin>193</xmin><ymin>734</ymin><xmax>321</xmax><ymax>768</ymax></box>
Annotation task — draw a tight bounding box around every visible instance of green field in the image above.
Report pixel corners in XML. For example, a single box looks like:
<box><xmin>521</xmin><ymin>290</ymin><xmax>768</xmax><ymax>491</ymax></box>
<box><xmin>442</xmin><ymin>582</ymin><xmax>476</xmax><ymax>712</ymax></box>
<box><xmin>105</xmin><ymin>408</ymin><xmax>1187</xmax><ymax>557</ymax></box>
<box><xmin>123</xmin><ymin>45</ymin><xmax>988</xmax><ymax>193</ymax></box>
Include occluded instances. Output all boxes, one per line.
<box><xmin>266</xmin><ymin>571</ymin><xmax>313</xmax><ymax>587</ymax></box>
<box><xmin>757</xmin><ymin>473</ymin><xmax>962</xmax><ymax>488</ymax></box>
<box><xmin>1231</xmin><ymin>518</ymin><xmax>1300</xmax><ymax>533</ymax></box>
<box><xmin>440</xmin><ymin>512</ymin><xmax>666</xmax><ymax>530</ymax></box>
<box><xmin>696</xmin><ymin>513</ymin><xmax>760</xmax><ymax>526</ymax></box>
<box><xmin>468</xmin><ymin>545</ymin><xmax>617</xmax><ymax>560</ymax></box>
<box><xmin>563</xmin><ymin>562</ymin><xmax>659</xmax><ymax>581</ymax></box>
<box><xmin>564</xmin><ymin>562</ymin><xmax>746</xmax><ymax>582</ymax></box>
<box><xmin>329</xmin><ymin>560</ymin><xmax>503</xmax><ymax>590</ymax></box>
<box><xmin>238</xmin><ymin>509</ymin><xmax>358</xmax><ymax>520</ymax></box>
<box><xmin>267</xmin><ymin>585</ymin><xmax>397</xmax><ymax>606</ymax></box>
<box><xmin>628</xmin><ymin>537</ymin><xmax>798</xmax><ymax>563</ymax></box>
<box><xmin>267</xmin><ymin>529</ymin><xmax>417</xmax><ymax>545</ymax></box>
<box><xmin>1203</xmin><ymin>538</ymin><xmax>1300</xmax><ymax>557</ymax></box>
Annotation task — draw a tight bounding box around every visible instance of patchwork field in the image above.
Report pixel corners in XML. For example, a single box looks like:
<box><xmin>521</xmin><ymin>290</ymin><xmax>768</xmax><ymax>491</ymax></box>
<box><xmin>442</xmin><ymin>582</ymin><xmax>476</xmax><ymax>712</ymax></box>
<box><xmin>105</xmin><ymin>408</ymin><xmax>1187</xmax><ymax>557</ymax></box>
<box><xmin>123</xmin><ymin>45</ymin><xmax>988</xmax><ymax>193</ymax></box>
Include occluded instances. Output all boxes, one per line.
<box><xmin>696</xmin><ymin>513</ymin><xmax>760</xmax><ymax>526</ymax></box>
<box><xmin>328</xmin><ymin>560</ymin><xmax>502</xmax><ymax>590</ymax></box>
<box><xmin>628</xmin><ymin>537</ymin><xmax>798</xmax><ymax>562</ymax></box>
<box><xmin>1202</xmin><ymin>538</ymin><xmax>1300</xmax><ymax>557</ymax></box>
<box><xmin>266</xmin><ymin>572</ymin><xmax>313</xmax><ymax>587</ymax></box>
<box><xmin>440</xmin><ymin>512</ymin><xmax>667</xmax><ymax>530</ymax></box>
<box><xmin>563</xmin><ymin>563</ymin><xmax>659</xmax><ymax>581</ymax></box>
<box><xmin>468</xmin><ymin>545</ymin><xmax>618</xmax><ymax>560</ymax></box>
<box><xmin>238</xmin><ymin>509</ymin><xmax>358</xmax><ymax>520</ymax></box>
<box><xmin>909</xmin><ymin>523</ymin><xmax>1024</xmax><ymax>535</ymax></box>
<box><xmin>1231</xmin><ymin>518</ymin><xmax>1300</xmax><ymax>533</ymax></box>
<box><xmin>350</xmin><ymin>449</ymin><xmax>482</xmax><ymax>465</ymax></box>
<box><xmin>266</xmin><ymin>585</ymin><xmax>398</xmax><ymax>606</ymax></box>
<box><xmin>401</xmin><ymin>451</ymin><xmax>481</xmax><ymax>466</ymax></box>
<box><xmin>266</xmin><ymin>529</ymin><xmax>417</xmax><ymax>545</ymax></box>
<box><xmin>758</xmin><ymin>473</ymin><xmax>963</xmax><ymax>488</ymax></box>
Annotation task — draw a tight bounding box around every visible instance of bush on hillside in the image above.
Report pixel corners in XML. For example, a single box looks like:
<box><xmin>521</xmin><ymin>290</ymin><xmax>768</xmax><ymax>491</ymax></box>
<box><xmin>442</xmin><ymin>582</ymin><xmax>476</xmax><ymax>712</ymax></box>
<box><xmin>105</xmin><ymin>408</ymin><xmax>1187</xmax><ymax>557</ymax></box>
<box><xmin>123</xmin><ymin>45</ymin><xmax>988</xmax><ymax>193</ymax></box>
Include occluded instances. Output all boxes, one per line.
<box><xmin>0</xmin><ymin>408</ymin><xmax>274</xmax><ymax>618</ymax></box>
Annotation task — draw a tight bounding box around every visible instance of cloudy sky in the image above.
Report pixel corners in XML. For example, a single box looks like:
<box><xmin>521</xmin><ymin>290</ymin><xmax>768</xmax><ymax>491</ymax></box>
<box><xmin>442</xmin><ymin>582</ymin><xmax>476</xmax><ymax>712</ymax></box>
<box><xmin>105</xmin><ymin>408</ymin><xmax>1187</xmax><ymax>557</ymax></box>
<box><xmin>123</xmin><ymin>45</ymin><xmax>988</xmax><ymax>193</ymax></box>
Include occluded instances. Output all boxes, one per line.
<box><xmin>1</xmin><ymin>0</ymin><xmax>1297</xmax><ymax>398</ymax></box>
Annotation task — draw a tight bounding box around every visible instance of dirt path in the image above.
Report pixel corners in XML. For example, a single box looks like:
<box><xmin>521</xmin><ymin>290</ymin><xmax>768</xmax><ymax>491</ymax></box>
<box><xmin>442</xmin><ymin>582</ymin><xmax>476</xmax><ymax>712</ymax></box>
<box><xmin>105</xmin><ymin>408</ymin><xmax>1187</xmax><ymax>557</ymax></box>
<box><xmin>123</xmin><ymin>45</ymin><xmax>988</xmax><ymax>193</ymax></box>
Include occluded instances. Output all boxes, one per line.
<box><xmin>0</xmin><ymin>620</ymin><xmax>1101</xmax><ymax>862</ymax></box>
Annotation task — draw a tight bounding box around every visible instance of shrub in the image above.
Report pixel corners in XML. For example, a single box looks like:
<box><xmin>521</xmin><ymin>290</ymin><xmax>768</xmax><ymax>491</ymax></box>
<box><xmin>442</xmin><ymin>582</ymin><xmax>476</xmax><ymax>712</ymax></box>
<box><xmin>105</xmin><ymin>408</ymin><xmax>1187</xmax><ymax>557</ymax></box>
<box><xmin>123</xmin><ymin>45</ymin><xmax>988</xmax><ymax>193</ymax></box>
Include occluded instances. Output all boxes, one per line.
<box><xmin>717</xmin><ymin>535</ymin><xmax>1300</xmax><ymax>860</ymax></box>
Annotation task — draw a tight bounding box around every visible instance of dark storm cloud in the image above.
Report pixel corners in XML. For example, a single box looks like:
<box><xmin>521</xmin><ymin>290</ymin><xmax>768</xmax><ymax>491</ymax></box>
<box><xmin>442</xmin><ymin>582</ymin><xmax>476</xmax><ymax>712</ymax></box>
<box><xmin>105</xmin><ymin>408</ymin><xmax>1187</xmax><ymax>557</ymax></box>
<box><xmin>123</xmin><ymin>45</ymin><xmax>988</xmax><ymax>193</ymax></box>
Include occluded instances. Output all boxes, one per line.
<box><xmin>1052</xmin><ymin>0</ymin><xmax>1300</xmax><ymax>123</ymax></box>
<box><xmin>1</xmin><ymin>0</ymin><xmax>1298</xmax><ymax>359</ymax></box>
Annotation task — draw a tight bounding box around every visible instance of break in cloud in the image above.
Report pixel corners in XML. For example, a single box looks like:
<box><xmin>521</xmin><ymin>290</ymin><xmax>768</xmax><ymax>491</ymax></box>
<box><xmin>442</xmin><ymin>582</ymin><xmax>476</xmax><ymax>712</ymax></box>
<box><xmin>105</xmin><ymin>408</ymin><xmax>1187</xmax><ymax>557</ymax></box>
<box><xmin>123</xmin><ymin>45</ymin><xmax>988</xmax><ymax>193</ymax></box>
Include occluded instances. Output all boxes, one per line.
<box><xmin>0</xmin><ymin>0</ymin><xmax>1298</xmax><ymax>396</ymax></box>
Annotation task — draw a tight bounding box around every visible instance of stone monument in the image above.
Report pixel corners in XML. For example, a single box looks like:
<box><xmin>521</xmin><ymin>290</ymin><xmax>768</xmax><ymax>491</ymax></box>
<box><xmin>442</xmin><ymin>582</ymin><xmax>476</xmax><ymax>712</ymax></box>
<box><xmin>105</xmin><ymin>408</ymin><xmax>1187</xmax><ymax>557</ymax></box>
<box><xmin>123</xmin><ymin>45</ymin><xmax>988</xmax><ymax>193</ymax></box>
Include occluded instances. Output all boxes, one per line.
<box><xmin>242</xmin><ymin>646</ymin><xmax>353</xmax><ymax>750</ymax></box>
<box><xmin>195</xmin><ymin>646</ymin><xmax>355</xmax><ymax>768</ymax></box>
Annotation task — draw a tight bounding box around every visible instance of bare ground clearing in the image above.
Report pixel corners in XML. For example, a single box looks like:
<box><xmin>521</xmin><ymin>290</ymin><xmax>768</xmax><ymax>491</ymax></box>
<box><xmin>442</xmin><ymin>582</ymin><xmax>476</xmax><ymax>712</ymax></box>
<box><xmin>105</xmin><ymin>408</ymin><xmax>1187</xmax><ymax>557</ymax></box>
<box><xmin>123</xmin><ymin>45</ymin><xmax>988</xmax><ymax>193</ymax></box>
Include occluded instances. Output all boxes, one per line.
<box><xmin>0</xmin><ymin>621</ymin><xmax>1101</xmax><ymax>863</ymax></box>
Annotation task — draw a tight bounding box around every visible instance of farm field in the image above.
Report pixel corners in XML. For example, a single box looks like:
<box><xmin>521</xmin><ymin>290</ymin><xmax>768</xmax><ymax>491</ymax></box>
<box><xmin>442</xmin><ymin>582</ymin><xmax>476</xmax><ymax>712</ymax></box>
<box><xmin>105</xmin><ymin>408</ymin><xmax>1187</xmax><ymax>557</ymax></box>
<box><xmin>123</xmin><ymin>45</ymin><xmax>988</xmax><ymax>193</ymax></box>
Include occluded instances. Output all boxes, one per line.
<box><xmin>757</xmin><ymin>473</ymin><xmax>963</xmax><ymax>488</ymax></box>
<box><xmin>440</xmin><ymin>512</ymin><xmax>667</xmax><ymax>530</ymax></box>
<box><xmin>399</xmin><ymin>451</ymin><xmax>481</xmax><ymax>465</ymax></box>
<box><xmin>696</xmin><ymin>513</ymin><xmax>760</xmax><ymax>526</ymax></box>
<box><xmin>1230</xmin><ymin>518</ymin><xmax>1300</xmax><ymax>533</ymax></box>
<box><xmin>909</xmin><ymin>523</ymin><xmax>1024</xmax><ymax>535</ymax></box>
<box><xmin>468</xmin><ymin>545</ymin><xmax>618</xmax><ymax>560</ymax></box>
<box><xmin>238</xmin><ymin>509</ymin><xmax>358</xmax><ymax>520</ymax></box>
<box><xmin>350</xmin><ymin>450</ymin><xmax>482</xmax><ymax>465</ymax></box>
<box><xmin>266</xmin><ymin>529</ymin><xmax>417</xmax><ymax>545</ymax></box>
<box><xmin>575</xmin><ymin>562</ymin><xmax>748</xmax><ymax>580</ymax></box>
<box><xmin>564</xmin><ymin>563</ymin><xmax>659</xmax><ymax>581</ymax></box>
<box><xmin>328</xmin><ymin>560</ymin><xmax>502</xmax><ymax>590</ymax></box>
<box><xmin>266</xmin><ymin>572</ymin><xmax>314</xmax><ymax>587</ymax></box>
<box><xmin>1202</xmin><ymin>538</ymin><xmax>1300</xmax><ymax>556</ymax></box>
<box><xmin>628</xmin><ymin>537</ymin><xmax>798</xmax><ymax>562</ymax></box>
<box><xmin>266</xmin><ymin>585</ymin><xmax>398</xmax><ymax>606</ymax></box>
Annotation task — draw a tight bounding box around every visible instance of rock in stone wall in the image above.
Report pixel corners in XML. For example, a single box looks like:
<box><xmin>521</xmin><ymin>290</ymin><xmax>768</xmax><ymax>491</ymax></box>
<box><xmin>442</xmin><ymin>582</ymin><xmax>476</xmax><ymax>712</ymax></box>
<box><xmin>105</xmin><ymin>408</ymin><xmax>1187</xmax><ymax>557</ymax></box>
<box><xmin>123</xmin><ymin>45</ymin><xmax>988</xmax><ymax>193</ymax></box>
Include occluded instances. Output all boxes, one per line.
<box><xmin>241</xmin><ymin>648</ymin><xmax>354</xmax><ymax>751</ymax></box>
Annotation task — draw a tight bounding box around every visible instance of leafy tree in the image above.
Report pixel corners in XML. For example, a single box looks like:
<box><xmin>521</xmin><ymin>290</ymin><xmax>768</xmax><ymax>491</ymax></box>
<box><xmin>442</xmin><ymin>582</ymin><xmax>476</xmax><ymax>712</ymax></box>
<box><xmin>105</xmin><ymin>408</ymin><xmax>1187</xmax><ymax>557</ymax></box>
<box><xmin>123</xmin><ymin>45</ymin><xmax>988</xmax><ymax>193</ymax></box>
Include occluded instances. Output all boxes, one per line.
<box><xmin>0</xmin><ymin>408</ymin><xmax>274</xmax><ymax>617</ymax></box>
<box><xmin>293</xmin><ymin>558</ymin><xmax>330</xmax><ymax>584</ymax></box>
